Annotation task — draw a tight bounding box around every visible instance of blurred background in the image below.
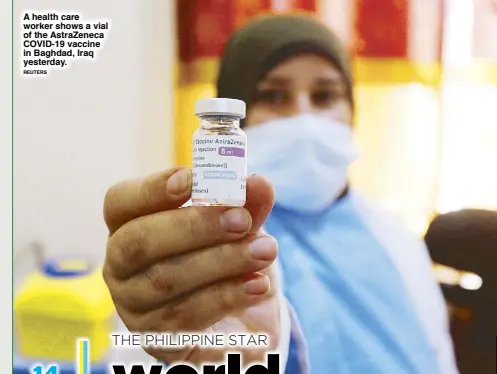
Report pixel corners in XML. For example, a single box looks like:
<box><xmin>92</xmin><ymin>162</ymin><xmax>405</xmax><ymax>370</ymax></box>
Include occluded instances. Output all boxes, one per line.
<box><xmin>13</xmin><ymin>0</ymin><xmax>497</xmax><ymax>373</ymax></box>
<box><xmin>175</xmin><ymin>0</ymin><xmax>497</xmax><ymax>236</ymax></box>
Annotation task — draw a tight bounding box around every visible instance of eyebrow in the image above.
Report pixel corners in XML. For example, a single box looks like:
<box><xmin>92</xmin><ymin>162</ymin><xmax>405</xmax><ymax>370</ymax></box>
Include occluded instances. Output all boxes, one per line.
<box><xmin>258</xmin><ymin>76</ymin><xmax>291</xmax><ymax>87</ymax></box>
<box><xmin>258</xmin><ymin>75</ymin><xmax>344</xmax><ymax>88</ymax></box>
<box><xmin>314</xmin><ymin>76</ymin><xmax>344</xmax><ymax>86</ymax></box>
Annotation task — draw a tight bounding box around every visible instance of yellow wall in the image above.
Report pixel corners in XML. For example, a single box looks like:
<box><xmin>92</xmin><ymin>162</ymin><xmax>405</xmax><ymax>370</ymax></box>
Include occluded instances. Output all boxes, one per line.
<box><xmin>350</xmin><ymin>83</ymin><xmax>441</xmax><ymax>234</ymax></box>
<box><xmin>436</xmin><ymin>81</ymin><xmax>497</xmax><ymax>213</ymax></box>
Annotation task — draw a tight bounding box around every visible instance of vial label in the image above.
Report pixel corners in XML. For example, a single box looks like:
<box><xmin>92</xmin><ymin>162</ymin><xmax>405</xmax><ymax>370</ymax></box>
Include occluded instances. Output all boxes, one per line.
<box><xmin>192</xmin><ymin>135</ymin><xmax>247</xmax><ymax>204</ymax></box>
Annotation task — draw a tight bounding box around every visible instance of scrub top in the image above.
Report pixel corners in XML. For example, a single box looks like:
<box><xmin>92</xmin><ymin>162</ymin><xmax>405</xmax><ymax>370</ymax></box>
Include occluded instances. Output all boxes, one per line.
<box><xmin>265</xmin><ymin>192</ymin><xmax>450</xmax><ymax>374</ymax></box>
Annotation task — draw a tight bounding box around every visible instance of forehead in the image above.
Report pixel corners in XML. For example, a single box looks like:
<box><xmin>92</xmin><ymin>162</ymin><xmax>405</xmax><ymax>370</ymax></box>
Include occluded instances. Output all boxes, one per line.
<box><xmin>260</xmin><ymin>54</ymin><xmax>343</xmax><ymax>84</ymax></box>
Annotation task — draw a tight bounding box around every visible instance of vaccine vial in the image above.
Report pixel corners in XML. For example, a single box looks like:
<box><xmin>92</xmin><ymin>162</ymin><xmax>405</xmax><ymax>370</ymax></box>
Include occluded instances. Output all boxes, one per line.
<box><xmin>192</xmin><ymin>98</ymin><xmax>247</xmax><ymax>207</ymax></box>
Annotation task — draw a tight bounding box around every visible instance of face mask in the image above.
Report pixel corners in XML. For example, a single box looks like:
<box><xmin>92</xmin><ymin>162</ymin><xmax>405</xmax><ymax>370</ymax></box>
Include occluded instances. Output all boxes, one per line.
<box><xmin>245</xmin><ymin>114</ymin><xmax>358</xmax><ymax>212</ymax></box>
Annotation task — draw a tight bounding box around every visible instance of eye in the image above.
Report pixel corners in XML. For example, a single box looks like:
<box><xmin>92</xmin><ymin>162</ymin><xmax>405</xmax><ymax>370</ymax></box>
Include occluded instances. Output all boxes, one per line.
<box><xmin>311</xmin><ymin>89</ymin><xmax>338</xmax><ymax>107</ymax></box>
<box><xmin>253</xmin><ymin>89</ymin><xmax>289</xmax><ymax>105</ymax></box>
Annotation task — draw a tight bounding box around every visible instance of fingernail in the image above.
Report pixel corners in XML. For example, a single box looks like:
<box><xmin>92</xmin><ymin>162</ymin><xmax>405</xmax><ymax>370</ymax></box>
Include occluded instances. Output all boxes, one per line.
<box><xmin>166</xmin><ymin>169</ymin><xmax>188</xmax><ymax>194</ymax></box>
<box><xmin>219</xmin><ymin>208</ymin><xmax>251</xmax><ymax>233</ymax></box>
<box><xmin>243</xmin><ymin>275</ymin><xmax>270</xmax><ymax>295</ymax></box>
<box><xmin>248</xmin><ymin>236</ymin><xmax>278</xmax><ymax>261</ymax></box>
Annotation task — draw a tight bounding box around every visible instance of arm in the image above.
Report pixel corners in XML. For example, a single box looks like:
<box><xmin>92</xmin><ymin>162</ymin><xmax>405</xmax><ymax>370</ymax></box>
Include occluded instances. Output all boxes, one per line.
<box><xmin>276</xmin><ymin>293</ymin><xmax>309</xmax><ymax>374</ymax></box>
<box><xmin>154</xmin><ymin>292</ymin><xmax>308</xmax><ymax>373</ymax></box>
<box><xmin>376</xmin><ymin>214</ymin><xmax>459</xmax><ymax>373</ymax></box>
<box><xmin>283</xmin><ymin>301</ymin><xmax>309</xmax><ymax>374</ymax></box>
<box><xmin>274</xmin><ymin>258</ymin><xmax>309</xmax><ymax>374</ymax></box>
<box><xmin>405</xmin><ymin>238</ymin><xmax>459</xmax><ymax>374</ymax></box>
<box><xmin>351</xmin><ymin>194</ymin><xmax>459</xmax><ymax>374</ymax></box>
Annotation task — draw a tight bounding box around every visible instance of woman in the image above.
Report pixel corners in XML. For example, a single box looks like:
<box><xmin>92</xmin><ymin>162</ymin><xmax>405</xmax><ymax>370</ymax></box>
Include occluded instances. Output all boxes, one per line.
<box><xmin>216</xmin><ymin>13</ymin><xmax>457</xmax><ymax>373</ymax></box>
<box><xmin>103</xmin><ymin>13</ymin><xmax>457</xmax><ymax>373</ymax></box>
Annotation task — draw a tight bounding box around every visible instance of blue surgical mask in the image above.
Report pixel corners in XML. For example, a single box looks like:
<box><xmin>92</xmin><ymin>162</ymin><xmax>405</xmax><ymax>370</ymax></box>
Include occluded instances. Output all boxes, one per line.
<box><xmin>245</xmin><ymin>114</ymin><xmax>358</xmax><ymax>212</ymax></box>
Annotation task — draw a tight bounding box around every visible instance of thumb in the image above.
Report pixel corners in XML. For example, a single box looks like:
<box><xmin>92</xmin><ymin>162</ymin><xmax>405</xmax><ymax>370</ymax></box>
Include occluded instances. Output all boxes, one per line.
<box><xmin>244</xmin><ymin>174</ymin><xmax>275</xmax><ymax>234</ymax></box>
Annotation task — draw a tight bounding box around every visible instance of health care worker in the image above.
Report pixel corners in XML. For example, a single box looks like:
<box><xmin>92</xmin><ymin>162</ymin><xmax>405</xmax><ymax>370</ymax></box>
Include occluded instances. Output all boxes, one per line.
<box><xmin>102</xmin><ymin>14</ymin><xmax>458</xmax><ymax>374</ymax></box>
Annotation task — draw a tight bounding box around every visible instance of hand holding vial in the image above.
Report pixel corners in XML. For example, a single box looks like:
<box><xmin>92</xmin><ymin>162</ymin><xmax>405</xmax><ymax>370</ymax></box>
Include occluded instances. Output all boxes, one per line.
<box><xmin>102</xmin><ymin>125</ymin><xmax>280</xmax><ymax>366</ymax></box>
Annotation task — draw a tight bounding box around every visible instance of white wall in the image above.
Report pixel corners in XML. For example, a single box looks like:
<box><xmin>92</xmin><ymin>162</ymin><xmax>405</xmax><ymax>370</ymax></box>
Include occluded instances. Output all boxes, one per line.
<box><xmin>1</xmin><ymin>0</ymin><xmax>13</xmax><ymax>371</ymax></box>
<box><xmin>14</xmin><ymin>0</ymin><xmax>176</xmax><ymax>269</ymax></box>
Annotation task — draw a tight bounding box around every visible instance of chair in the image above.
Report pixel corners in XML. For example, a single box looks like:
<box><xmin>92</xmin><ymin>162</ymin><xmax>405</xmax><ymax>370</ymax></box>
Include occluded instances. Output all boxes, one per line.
<box><xmin>424</xmin><ymin>209</ymin><xmax>497</xmax><ymax>374</ymax></box>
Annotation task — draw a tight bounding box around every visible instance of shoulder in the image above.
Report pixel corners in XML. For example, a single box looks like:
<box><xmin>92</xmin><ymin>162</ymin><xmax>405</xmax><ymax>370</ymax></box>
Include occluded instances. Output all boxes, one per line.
<box><xmin>349</xmin><ymin>191</ymin><xmax>434</xmax><ymax>285</ymax></box>
<box><xmin>349</xmin><ymin>191</ymin><xmax>424</xmax><ymax>247</ymax></box>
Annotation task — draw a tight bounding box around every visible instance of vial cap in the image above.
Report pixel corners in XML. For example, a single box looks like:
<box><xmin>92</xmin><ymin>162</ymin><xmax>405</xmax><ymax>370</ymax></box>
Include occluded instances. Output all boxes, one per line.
<box><xmin>195</xmin><ymin>98</ymin><xmax>246</xmax><ymax>119</ymax></box>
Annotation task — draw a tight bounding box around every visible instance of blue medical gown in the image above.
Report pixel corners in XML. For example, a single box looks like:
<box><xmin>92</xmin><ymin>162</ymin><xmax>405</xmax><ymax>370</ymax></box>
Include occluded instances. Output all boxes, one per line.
<box><xmin>265</xmin><ymin>194</ymin><xmax>440</xmax><ymax>374</ymax></box>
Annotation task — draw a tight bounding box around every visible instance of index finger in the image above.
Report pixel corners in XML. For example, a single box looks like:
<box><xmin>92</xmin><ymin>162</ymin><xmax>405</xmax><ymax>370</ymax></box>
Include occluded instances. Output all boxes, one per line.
<box><xmin>104</xmin><ymin>174</ymin><xmax>275</xmax><ymax>278</ymax></box>
<box><xmin>104</xmin><ymin>167</ymin><xmax>192</xmax><ymax>234</ymax></box>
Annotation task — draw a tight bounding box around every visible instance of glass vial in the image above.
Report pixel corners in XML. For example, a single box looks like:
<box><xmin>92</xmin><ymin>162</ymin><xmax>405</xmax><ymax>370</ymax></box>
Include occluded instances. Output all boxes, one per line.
<box><xmin>192</xmin><ymin>98</ymin><xmax>247</xmax><ymax>207</ymax></box>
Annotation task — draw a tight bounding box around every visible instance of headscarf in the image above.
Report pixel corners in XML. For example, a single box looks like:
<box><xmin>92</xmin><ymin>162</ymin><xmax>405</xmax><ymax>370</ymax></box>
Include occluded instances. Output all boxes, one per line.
<box><xmin>216</xmin><ymin>13</ymin><xmax>354</xmax><ymax>125</ymax></box>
